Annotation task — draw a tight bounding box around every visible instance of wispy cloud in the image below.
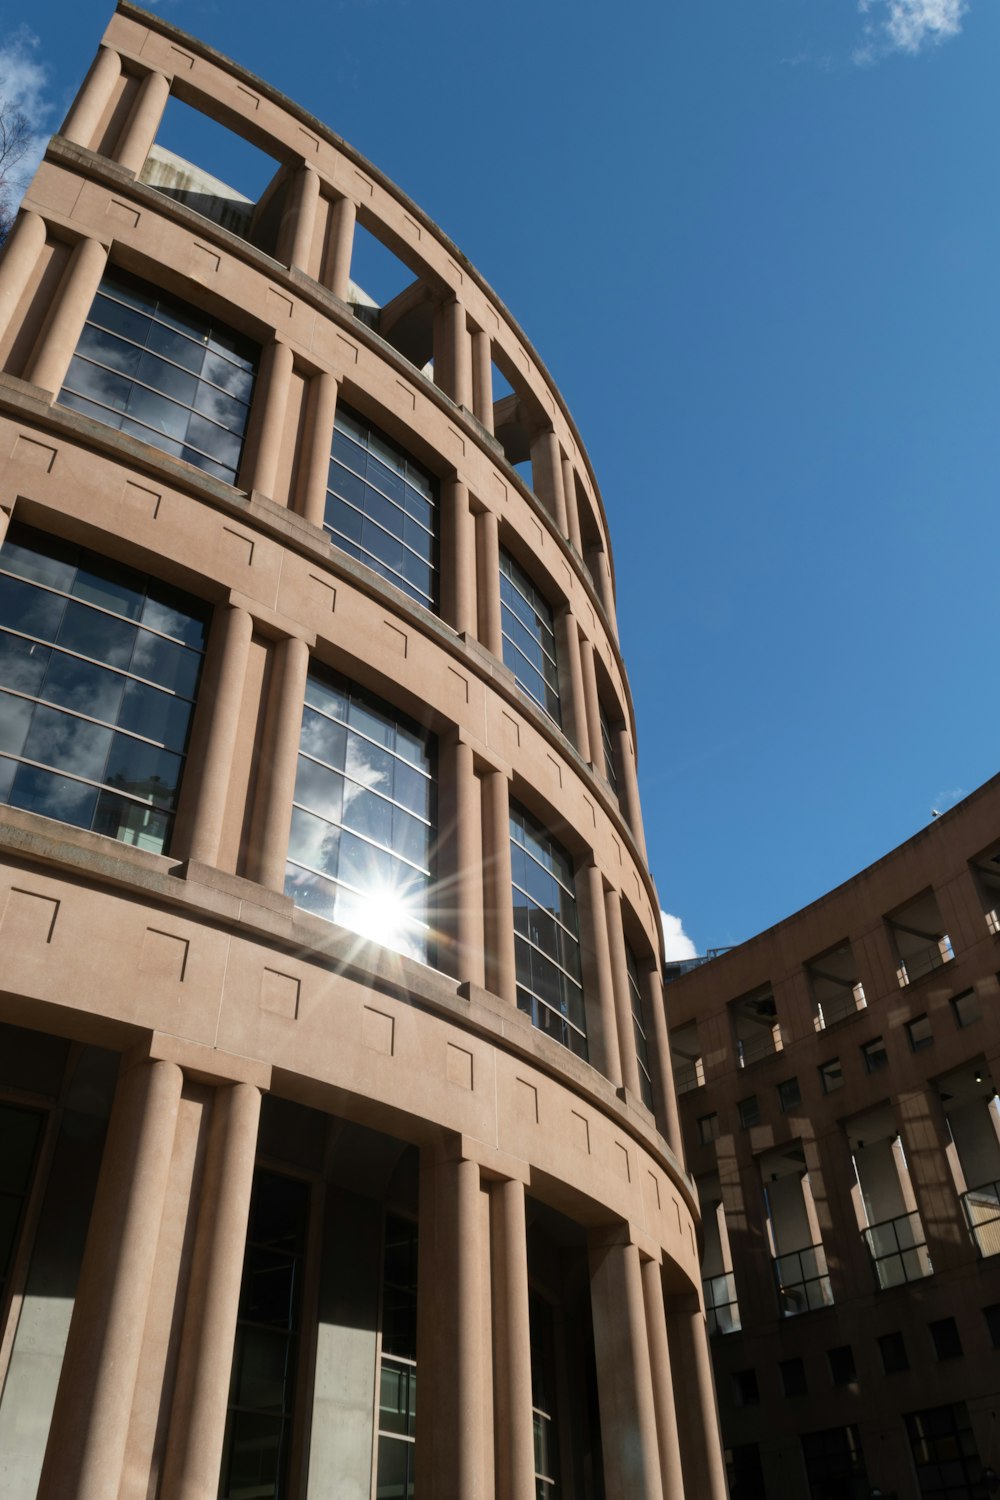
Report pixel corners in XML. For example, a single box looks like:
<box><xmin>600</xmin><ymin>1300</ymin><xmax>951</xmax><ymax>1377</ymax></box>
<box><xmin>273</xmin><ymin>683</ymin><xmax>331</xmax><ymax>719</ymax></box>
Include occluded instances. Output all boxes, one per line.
<box><xmin>661</xmin><ymin>910</ymin><xmax>698</xmax><ymax>962</ymax></box>
<box><xmin>0</xmin><ymin>27</ymin><xmax>53</xmax><ymax>191</ymax></box>
<box><xmin>855</xmin><ymin>0</ymin><xmax>970</xmax><ymax>63</ymax></box>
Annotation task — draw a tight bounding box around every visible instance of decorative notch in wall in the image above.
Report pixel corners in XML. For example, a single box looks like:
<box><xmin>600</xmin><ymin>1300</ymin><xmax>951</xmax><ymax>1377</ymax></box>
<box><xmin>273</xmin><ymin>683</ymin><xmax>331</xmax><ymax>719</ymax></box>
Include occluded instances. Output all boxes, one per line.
<box><xmin>446</xmin><ymin>1043</ymin><xmax>474</xmax><ymax>1091</ymax></box>
<box><xmin>140</xmin><ymin>928</ymin><xmax>189</xmax><ymax>983</ymax></box>
<box><xmin>1</xmin><ymin>887</ymin><xmax>60</xmax><ymax>944</ymax></box>
<box><xmin>362</xmin><ymin>1004</ymin><xmax>394</xmax><ymax>1056</ymax></box>
<box><xmin>260</xmin><ymin>967</ymin><xmax>301</xmax><ymax>1019</ymax></box>
<box><xmin>123</xmin><ymin>479</ymin><xmax>161</xmax><ymax>518</ymax></box>
<box><xmin>12</xmin><ymin>435</ymin><xmax>57</xmax><ymax>472</ymax></box>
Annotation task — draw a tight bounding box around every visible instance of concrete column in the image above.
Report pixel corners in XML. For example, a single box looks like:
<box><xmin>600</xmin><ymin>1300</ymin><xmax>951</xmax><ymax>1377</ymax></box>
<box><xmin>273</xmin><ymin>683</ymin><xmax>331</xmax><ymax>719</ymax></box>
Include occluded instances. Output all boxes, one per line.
<box><xmin>327</xmin><ymin>195</ymin><xmax>356</xmax><ymax>301</ymax></box>
<box><xmin>482</xmin><ymin>767</ymin><xmax>516</xmax><ymax>1005</ymax></box>
<box><xmin>562</xmin><ymin>455</ymin><xmax>583</xmax><ymax>552</ymax></box>
<box><xmin>897</xmin><ymin>1085</ymin><xmax>973</xmax><ymax>1273</ymax></box>
<box><xmin>491</xmin><ymin>1178</ymin><xmax>535</xmax><ymax>1500</ymax></box>
<box><xmin>60</xmin><ymin>45</ymin><xmax>122</xmax><ymax>150</ymax></box>
<box><xmin>555</xmin><ymin>609</ymin><xmax>590</xmax><ymax>760</ymax></box>
<box><xmin>579</xmin><ymin>636</ymin><xmax>605</xmax><ymax>778</ymax></box>
<box><xmin>115</xmin><ymin>70</ymin><xmax>171</xmax><ymax>176</ymax></box>
<box><xmin>615</xmin><ymin>724</ymin><xmax>647</xmax><ymax>855</ymax></box>
<box><xmin>476</xmin><ymin>507</ymin><xmax>503</xmax><ymax>656</ymax></box>
<box><xmin>441</xmin><ymin>475</ymin><xmax>476</xmax><ymax>637</ymax></box>
<box><xmin>641</xmin><ymin>1258</ymin><xmax>687</xmax><ymax>1499</ymax></box>
<box><xmin>437</xmin><ymin>295</ymin><xmax>472</xmax><ymax>408</ymax></box>
<box><xmin>37</xmin><ymin>1057</ymin><xmax>184</xmax><ymax>1500</ymax></box>
<box><xmin>808</xmin><ymin>1128</ymin><xmax>874</xmax><ymax>1298</ymax></box>
<box><xmin>160</xmin><ymin>1082</ymin><xmax>262</xmax><ymax>1500</ymax></box>
<box><xmin>589</xmin><ymin>1234</ymin><xmax>663</xmax><ymax>1500</ymax></box>
<box><xmin>241</xmin><ymin>337</ymin><xmax>294</xmax><ymax>499</ymax></box>
<box><xmin>644</xmin><ymin>962</ymin><xmax>683</xmax><ymax>1157</ymax></box>
<box><xmin>471</xmin><ymin>327</ymin><xmax>494</xmax><ymax>432</ymax></box>
<box><xmin>605</xmin><ymin>887</ymin><xmax>643</xmax><ymax>1102</ymax></box>
<box><xmin>529</xmin><ymin>428</ymin><xmax>568</xmax><ymax>533</ymax></box>
<box><xmin>179</xmin><ymin>603</ymin><xmax>253</xmax><ymax>868</ymax></box>
<box><xmin>0</xmin><ymin>210</ymin><xmax>47</xmax><ymax>344</ymax></box>
<box><xmin>416</xmin><ymin>1150</ymin><xmax>486</xmax><ymax>1499</ymax></box>
<box><xmin>249</xmin><ymin>633</ymin><xmax>310</xmax><ymax>891</ymax></box>
<box><xmin>580</xmin><ymin>860</ymin><xmax>623</xmax><ymax>1088</ymax></box>
<box><xmin>283</xmin><ymin>162</ymin><xmax>320</xmax><ymax>270</ymax></box>
<box><xmin>26</xmin><ymin>236</ymin><xmax>108</xmax><ymax>396</ymax></box>
<box><xmin>665</xmin><ymin>1293</ymin><xmax>728</xmax><ymax>1500</ymax></box>
<box><xmin>439</xmin><ymin>734</ymin><xmax>484</xmax><ymax>987</ymax></box>
<box><xmin>299</xmin><ymin>369</ymin><xmax>339</xmax><ymax>528</ymax></box>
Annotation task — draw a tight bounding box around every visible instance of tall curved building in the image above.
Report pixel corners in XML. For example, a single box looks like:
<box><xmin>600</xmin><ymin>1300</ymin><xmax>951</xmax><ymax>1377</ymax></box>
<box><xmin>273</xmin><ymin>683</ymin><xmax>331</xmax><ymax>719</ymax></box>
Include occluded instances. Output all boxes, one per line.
<box><xmin>0</xmin><ymin>6</ymin><xmax>724</xmax><ymax>1498</ymax></box>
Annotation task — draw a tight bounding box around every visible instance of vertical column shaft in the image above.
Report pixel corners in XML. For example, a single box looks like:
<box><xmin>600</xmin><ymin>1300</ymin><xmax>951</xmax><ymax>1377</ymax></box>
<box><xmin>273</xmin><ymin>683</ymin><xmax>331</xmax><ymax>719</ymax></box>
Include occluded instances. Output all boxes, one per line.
<box><xmin>115</xmin><ymin>70</ymin><xmax>171</xmax><ymax>175</ymax></box>
<box><xmin>476</xmin><ymin>507</ymin><xmax>503</xmax><ymax>657</ymax></box>
<box><xmin>0</xmin><ymin>210</ymin><xmax>47</xmax><ymax>345</ymax></box>
<box><xmin>242</xmin><ymin>338</ymin><xmax>294</xmax><ymax>499</ymax></box>
<box><xmin>284</xmin><ymin>162</ymin><xmax>320</xmax><ymax>270</ymax></box>
<box><xmin>439</xmin><ymin>734</ymin><xmax>484</xmax><ymax>987</ymax></box>
<box><xmin>327</xmin><ymin>195</ymin><xmax>356</xmax><ymax>301</ymax></box>
<box><xmin>441</xmin><ymin>475</ymin><xmax>476</xmax><ymax>636</ymax></box>
<box><xmin>179</xmin><ymin>603</ymin><xmax>254</xmax><ymax>868</ymax></box>
<box><xmin>579</xmin><ymin>636</ymin><xmax>605</xmax><ymax>777</ymax></box>
<box><xmin>562</xmin><ymin>455</ymin><xmax>583</xmax><ymax>552</ymax></box>
<box><xmin>299</xmin><ymin>369</ymin><xmax>339</xmax><ymax>527</ymax></box>
<box><xmin>580</xmin><ymin>861</ymin><xmax>623</xmax><ymax>1088</ymax></box>
<box><xmin>529</xmin><ymin>428</ymin><xmax>568</xmax><ymax>533</ymax></box>
<box><xmin>644</xmin><ymin>962</ymin><xmax>683</xmax><ymax>1158</ymax></box>
<box><xmin>160</xmin><ymin>1082</ymin><xmax>262</xmax><ymax>1500</ymax></box>
<box><xmin>605</xmin><ymin>887</ymin><xmax>643</xmax><ymax>1101</ymax></box>
<box><xmin>37</xmin><ymin>1058</ymin><xmax>184</xmax><ymax>1500</ymax></box>
<box><xmin>482</xmin><ymin>767</ymin><xmax>516</xmax><ymax>1005</ymax></box>
<box><xmin>589</xmin><ymin>1236</ymin><xmax>664</xmax><ymax>1500</ymax></box>
<box><xmin>27</xmin><ymin>235</ymin><xmax>108</xmax><ymax>395</ymax></box>
<box><xmin>615</xmin><ymin>724</ymin><xmax>647</xmax><ymax>855</ymax></box>
<box><xmin>491</xmin><ymin>1178</ymin><xmax>535</xmax><ymax>1500</ymax></box>
<box><xmin>641</xmin><ymin>1257</ymin><xmax>687</xmax><ymax>1499</ymax></box>
<box><xmin>471</xmin><ymin>328</ymin><xmax>494</xmax><ymax>432</ymax></box>
<box><xmin>60</xmin><ymin>45</ymin><xmax>122</xmax><ymax>150</ymax></box>
<box><xmin>556</xmin><ymin>610</ymin><xmax>590</xmax><ymax>760</ymax></box>
<box><xmin>438</xmin><ymin>296</ymin><xmax>472</xmax><ymax>408</ymax></box>
<box><xmin>665</xmin><ymin>1294</ymin><xmax>729</xmax><ymax>1500</ymax></box>
<box><xmin>250</xmin><ymin>633</ymin><xmax>310</xmax><ymax>890</ymax></box>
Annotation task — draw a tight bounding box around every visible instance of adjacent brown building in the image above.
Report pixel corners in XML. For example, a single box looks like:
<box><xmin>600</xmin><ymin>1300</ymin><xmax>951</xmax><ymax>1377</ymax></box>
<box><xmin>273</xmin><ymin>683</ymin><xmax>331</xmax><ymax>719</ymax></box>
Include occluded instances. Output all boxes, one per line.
<box><xmin>0</xmin><ymin>6</ymin><xmax>726</xmax><ymax>1498</ymax></box>
<box><xmin>668</xmin><ymin>774</ymin><xmax>1000</xmax><ymax>1499</ymax></box>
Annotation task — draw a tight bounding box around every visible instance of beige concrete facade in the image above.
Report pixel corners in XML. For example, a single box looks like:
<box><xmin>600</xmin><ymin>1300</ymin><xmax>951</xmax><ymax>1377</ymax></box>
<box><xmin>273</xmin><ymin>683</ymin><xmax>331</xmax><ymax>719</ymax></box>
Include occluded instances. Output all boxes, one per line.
<box><xmin>0</xmin><ymin>7</ymin><xmax>722</xmax><ymax>1498</ymax></box>
<box><xmin>667</xmin><ymin>774</ymin><xmax>1000</xmax><ymax>1499</ymax></box>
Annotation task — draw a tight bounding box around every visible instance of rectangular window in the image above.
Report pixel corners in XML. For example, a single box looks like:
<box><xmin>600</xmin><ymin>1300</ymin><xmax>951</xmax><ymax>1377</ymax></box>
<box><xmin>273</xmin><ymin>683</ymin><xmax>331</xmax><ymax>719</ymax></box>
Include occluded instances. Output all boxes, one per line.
<box><xmin>819</xmin><ymin>1057</ymin><xmax>843</xmax><ymax>1093</ymax></box>
<box><xmin>777</xmin><ymin>1077</ymin><xmax>801</xmax><ymax>1112</ymax></box>
<box><xmin>376</xmin><ymin>1214</ymin><xmax>418</xmax><ymax>1499</ymax></box>
<box><xmin>221</xmin><ymin>1171</ymin><xmax>310</xmax><ymax>1500</ymax></box>
<box><xmin>325</xmin><ymin>405</ymin><xmax>438</xmax><ymax>611</ymax></box>
<box><xmin>732</xmin><ymin>1368</ymin><xmax>759</xmax><ymax>1407</ymax></box>
<box><xmin>0</xmin><ymin>522</ymin><xmax>207</xmax><ymax>855</ymax></box>
<box><xmin>738</xmin><ymin>1095</ymin><xmax>760</xmax><ymax>1129</ymax></box>
<box><xmin>779</xmin><ymin>1356</ymin><xmax>807</xmax><ymax>1397</ymax></box>
<box><xmin>698</xmin><ymin>1113</ymin><xmax>719</xmax><ymax>1144</ymax></box>
<box><xmin>905</xmin><ymin>1402</ymin><xmax>981</xmax><ymax>1498</ymax></box>
<box><xmin>800</xmin><ymin>1427</ymin><xmax>869</xmax><ymax>1500</ymax></box>
<box><xmin>58</xmin><ymin>267</ymin><xmax>256</xmax><ymax>485</ymax></box>
<box><xmin>285</xmin><ymin>667</ymin><xmax>436</xmax><ymax>963</ymax></box>
<box><xmin>928</xmin><ymin>1316</ymin><xmax>963</xmax><ymax>1360</ymax></box>
<box><xmin>625</xmin><ymin>944</ymin><xmax>654</xmax><ymax>1110</ymax></box>
<box><xmin>510</xmin><ymin>802</ymin><xmax>586</xmax><ymax>1059</ymax></box>
<box><xmin>598</xmin><ymin>700</ymin><xmax>619</xmax><ymax>799</ymax></box>
<box><xmin>952</xmin><ymin>989</ymin><xmax>981</xmax><ymax>1028</ymax></box>
<box><xmin>983</xmin><ymin>1303</ymin><xmax>1000</xmax><ymax>1348</ymax></box>
<box><xmin>827</xmin><ymin>1345</ymin><xmax>856</xmax><ymax>1386</ymax></box>
<box><xmin>530</xmin><ymin>1291</ymin><xmax>561</xmax><ymax>1498</ymax></box>
<box><xmin>907</xmin><ymin>1014</ymin><xmax>934</xmax><ymax>1051</ymax></box>
<box><xmin>862</xmin><ymin>1037</ymin><xmax>888</xmax><ymax>1074</ymax></box>
<box><xmin>499</xmin><ymin>550</ymin><xmax>560</xmax><ymax>724</ymax></box>
<box><xmin>878</xmin><ymin>1330</ymin><xmax>909</xmax><ymax>1374</ymax></box>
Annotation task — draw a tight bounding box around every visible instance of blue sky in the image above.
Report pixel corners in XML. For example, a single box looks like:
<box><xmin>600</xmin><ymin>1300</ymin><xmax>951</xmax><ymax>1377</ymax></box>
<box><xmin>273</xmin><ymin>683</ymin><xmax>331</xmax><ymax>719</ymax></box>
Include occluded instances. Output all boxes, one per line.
<box><xmin>7</xmin><ymin>0</ymin><xmax>999</xmax><ymax>955</ymax></box>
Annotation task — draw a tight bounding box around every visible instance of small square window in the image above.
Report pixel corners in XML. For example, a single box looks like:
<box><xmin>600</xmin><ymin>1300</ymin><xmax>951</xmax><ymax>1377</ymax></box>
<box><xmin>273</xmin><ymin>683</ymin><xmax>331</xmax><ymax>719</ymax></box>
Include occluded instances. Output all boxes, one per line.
<box><xmin>777</xmin><ymin>1077</ymin><xmax>801</xmax><ymax>1112</ymax></box>
<box><xmin>698</xmin><ymin>1113</ymin><xmax>720</xmax><ymax>1145</ymax></box>
<box><xmin>878</xmin><ymin>1331</ymin><xmax>909</xmax><ymax>1374</ymax></box>
<box><xmin>738</xmin><ymin>1095</ymin><xmax>760</xmax><ymax>1129</ymax></box>
<box><xmin>819</xmin><ymin>1057</ymin><xmax>843</xmax><ymax>1093</ymax></box>
<box><xmin>952</xmin><ymin>989</ymin><xmax>982</xmax><ymax>1028</ymax></box>
<box><xmin>929</xmin><ymin>1317</ymin><xmax>963</xmax><ymax>1360</ymax></box>
<box><xmin>779</xmin><ymin>1356</ymin><xmax>807</xmax><ymax>1396</ymax></box>
<box><xmin>862</xmin><ymin>1037</ymin><xmax>888</xmax><ymax>1074</ymax></box>
<box><xmin>827</xmin><ymin>1345</ymin><xmax>856</xmax><ymax>1386</ymax></box>
<box><xmin>733</xmin><ymin>1368</ymin><xmax>759</xmax><ymax>1407</ymax></box>
<box><xmin>983</xmin><ymin>1304</ymin><xmax>1000</xmax><ymax>1348</ymax></box>
<box><xmin>906</xmin><ymin>1014</ymin><xmax>933</xmax><ymax>1051</ymax></box>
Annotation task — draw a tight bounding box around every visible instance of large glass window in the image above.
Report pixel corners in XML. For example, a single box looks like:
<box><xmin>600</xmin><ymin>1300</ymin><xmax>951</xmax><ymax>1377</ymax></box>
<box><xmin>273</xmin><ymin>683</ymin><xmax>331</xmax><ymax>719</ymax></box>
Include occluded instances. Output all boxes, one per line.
<box><xmin>0</xmin><ymin>523</ymin><xmax>207</xmax><ymax>855</ymax></box>
<box><xmin>598</xmin><ymin>700</ymin><xmax>619</xmax><ymax>799</ymax></box>
<box><xmin>625</xmin><ymin>944</ymin><xmax>654</xmax><ymax>1110</ymax></box>
<box><xmin>511</xmin><ymin>802</ymin><xmax>586</xmax><ymax>1059</ymax></box>
<box><xmin>325</xmin><ymin>405</ymin><xmax>438</xmax><ymax>610</ymax></box>
<box><xmin>285</xmin><ymin>668</ymin><xmax>435</xmax><ymax>963</ymax></box>
<box><xmin>905</xmin><ymin>1402</ymin><xmax>981</xmax><ymax>1499</ymax></box>
<box><xmin>499</xmin><ymin>550</ymin><xmax>560</xmax><ymax>724</ymax></box>
<box><xmin>530</xmin><ymin>1291</ymin><xmax>561</xmax><ymax>1499</ymax></box>
<box><xmin>58</xmin><ymin>267</ymin><xmax>256</xmax><ymax>485</ymax></box>
<box><xmin>221</xmin><ymin>1171</ymin><xmax>310</xmax><ymax>1500</ymax></box>
<box><xmin>376</xmin><ymin>1213</ymin><xmax>418</xmax><ymax>1499</ymax></box>
<box><xmin>800</xmin><ymin>1426</ymin><xmax>869</xmax><ymax>1500</ymax></box>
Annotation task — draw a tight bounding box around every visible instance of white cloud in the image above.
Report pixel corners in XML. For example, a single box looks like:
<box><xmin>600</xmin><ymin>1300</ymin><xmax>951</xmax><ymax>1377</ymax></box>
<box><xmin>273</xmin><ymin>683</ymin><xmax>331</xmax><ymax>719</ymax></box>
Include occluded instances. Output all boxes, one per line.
<box><xmin>0</xmin><ymin>27</ymin><xmax>53</xmax><ymax>191</ymax></box>
<box><xmin>661</xmin><ymin>910</ymin><xmax>698</xmax><ymax>962</ymax></box>
<box><xmin>856</xmin><ymin>0</ymin><xmax>969</xmax><ymax>61</ymax></box>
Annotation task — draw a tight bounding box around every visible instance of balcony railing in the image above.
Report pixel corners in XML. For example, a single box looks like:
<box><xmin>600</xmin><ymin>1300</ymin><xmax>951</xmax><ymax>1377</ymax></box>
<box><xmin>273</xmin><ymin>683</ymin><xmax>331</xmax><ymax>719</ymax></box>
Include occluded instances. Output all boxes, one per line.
<box><xmin>737</xmin><ymin>1028</ymin><xmax>782</xmax><ymax>1069</ymax></box>
<box><xmin>962</xmin><ymin>1181</ymin><xmax>1000</xmax><ymax>1257</ymax></box>
<box><xmin>896</xmin><ymin>935</ymin><xmax>954</xmax><ymax>987</ymax></box>
<box><xmin>674</xmin><ymin>1057</ymin><xmax>705</xmax><ymax>1095</ymax></box>
<box><xmin>704</xmin><ymin>1272</ymin><xmax>741</xmax><ymax>1335</ymax></box>
<box><xmin>773</xmin><ymin>1243</ymin><xmax>834</xmax><ymax>1316</ymax></box>
<box><xmin>861</xmin><ymin>1211</ymin><xmax>933</xmax><ymax>1289</ymax></box>
<box><xmin>816</xmin><ymin>983</ymin><xmax>867</xmax><ymax>1030</ymax></box>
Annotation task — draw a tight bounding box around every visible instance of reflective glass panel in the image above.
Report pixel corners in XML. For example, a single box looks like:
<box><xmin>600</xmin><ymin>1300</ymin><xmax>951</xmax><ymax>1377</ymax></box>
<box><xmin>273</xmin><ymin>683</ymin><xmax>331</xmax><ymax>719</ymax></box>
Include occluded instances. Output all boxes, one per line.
<box><xmin>499</xmin><ymin>550</ymin><xmax>561</xmax><ymax>724</ymax></box>
<box><xmin>511</xmin><ymin>801</ymin><xmax>585</xmax><ymax>1058</ymax></box>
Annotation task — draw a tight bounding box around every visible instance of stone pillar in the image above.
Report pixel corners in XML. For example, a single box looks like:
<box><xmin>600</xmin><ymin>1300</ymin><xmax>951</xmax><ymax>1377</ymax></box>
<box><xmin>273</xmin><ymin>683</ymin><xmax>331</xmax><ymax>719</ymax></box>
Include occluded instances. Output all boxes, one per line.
<box><xmin>491</xmin><ymin>1178</ymin><xmax>535</xmax><ymax>1500</ymax></box>
<box><xmin>299</xmin><ymin>369</ymin><xmax>339</xmax><ymax>528</ymax></box>
<box><xmin>37</xmin><ymin>1057</ymin><xmax>184</xmax><ymax>1500</ymax></box>
<box><xmin>562</xmin><ymin>455</ymin><xmax>583</xmax><ymax>552</ymax></box>
<box><xmin>605</xmin><ymin>887</ymin><xmax>643</xmax><ymax>1102</ymax></box>
<box><xmin>178</xmin><ymin>603</ymin><xmax>253</xmax><ymax>869</ymax></box>
<box><xmin>327</xmin><ymin>195</ymin><xmax>356</xmax><ymax>302</ymax></box>
<box><xmin>416</xmin><ymin>1149</ymin><xmax>486</xmax><ymax>1499</ymax></box>
<box><xmin>476</xmin><ymin>507</ymin><xmax>503</xmax><ymax>657</ymax></box>
<box><xmin>589</xmin><ymin>1233</ymin><xmax>663</xmax><ymax>1500</ymax></box>
<box><xmin>555</xmin><ymin>609</ymin><xmax>590</xmax><ymax>760</ymax></box>
<box><xmin>615</xmin><ymin>724</ymin><xmax>647</xmax><ymax>855</ymax></box>
<box><xmin>439</xmin><ymin>733</ymin><xmax>484</xmax><ymax>988</ymax></box>
<box><xmin>641</xmin><ymin>1257</ymin><xmax>687</xmax><ymax>1499</ymax></box>
<box><xmin>249</xmin><ymin>633</ymin><xmax>310</xmax><ymax>891</ymax></box>
<box><xmin>897</xmin><ymin>1085</ymin><xmax>974</xmax><ymax>1273</ymax></box>
<box><xmin>283</xmin><ymin>162</ymin><xmax>320</xmax><ymax>271</ymax></box>
<box><xmin>241</xmin><ymin>337</ymin><xmax>294</xmax><ymax>499</ymax></box>
<box><xmin>665</xmin><ymin>1293</ymin><xmax>728</xmax><ymax>1500</ymax></box>
<box><xmin>579</xmin><ymin>860</ymin><xmax>623</xmax><ymax>1088</ymax></box>
<box><xmin>471</xmin><ymin>328</ymin><xmax>494</xmax><ymax>432</ymax></box>
<box><xmin>482</xmin><ymin>767</ymin><xmax>516</xmax><ymax>1005</ymax></box>
<box><xmin>441</xmin><ymin>475</ymin><xmax>476</xmax><ymax>637</ymax></box>
<box><xmin>0</xmin><ymin>210</ymin><xmax>47</xmax><ymax>344</ymax></box>
<box><xmin>160</xmin><ymin>1082</ymin><xmax>262</xmax><ymax>1500</ymax></box>
<box><xmin>529</xmin><ymin>428</ymin><xmax>568</xmax><ymax>533</ymax></box>
<box><xmin>26</xmin><ymin>236</ymin><xmax>108</xmax><ymax>396</ymax></box>
<box><xmin>579</xmin><ymin>637</ymin><xmax>605</xmax><ymax>778</ymax></box>
<box><xmin>115</xmin><ymin>70</ymin><xmax>171</xmax><ymax>176</ymax></box>
<box><xmin>644</xmin><ymin>961</ymin><xmax>683</xmax><ymax>1157</ymax></box>
<box><xmin>60</xmin><ymin>45</ymin><xmax>122</xmax><ymax>150</ymax></box>
<box><xmin>436</xmin><ymin>295</ymin><xmax>472</xmax><ymax>409</ymax></box>
<box><xmin>807</xmin><ymin>1128</ymin><xmax>873</xmax><ymax>1299</ymax></box>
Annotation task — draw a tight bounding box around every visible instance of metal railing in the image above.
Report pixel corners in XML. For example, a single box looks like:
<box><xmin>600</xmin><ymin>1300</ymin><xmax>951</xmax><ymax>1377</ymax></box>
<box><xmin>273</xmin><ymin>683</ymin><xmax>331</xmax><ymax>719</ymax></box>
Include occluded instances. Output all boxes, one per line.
<box><xmin>816</xmin><ymin>983</ymin><xmax>867</xmax><ymax>1030</ymax></box>
<box><xmin>673</xmin><ymin>1057</ymin><xmax>705</xmax><ymax>1095</ymax></box>
<box><xmin>737</xmin><ymin>1028</ymin><xmax>782</xmax><ymax>1068</ymax></box>
<box><xmin>861</xmin><ymin>1211</ymin><xmax>933</xmax><ymax>1289</ymax></box>
<box><xmin>962</xmin><ymin>1181</ymin><xmax>1000</xmax><ymax>1257</ymax></box>
<box><xmin>896</xmin><ymin>935</ymin><xmax>954</xmax><ymax>986</ymax></box>
<box><xmin>703</xmin><ymin>1272</ymin><xmax>741</xmax><ymax>1336</ymax></box>
<box><xmin>773</xmin><ymin>1243</ymin><xmax>834</xmax><ymax>1316</ymax></box>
